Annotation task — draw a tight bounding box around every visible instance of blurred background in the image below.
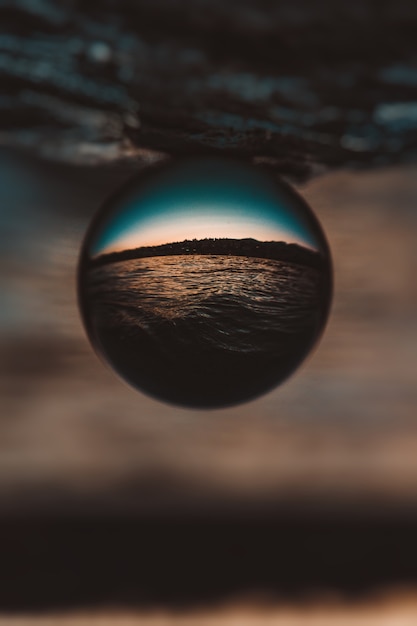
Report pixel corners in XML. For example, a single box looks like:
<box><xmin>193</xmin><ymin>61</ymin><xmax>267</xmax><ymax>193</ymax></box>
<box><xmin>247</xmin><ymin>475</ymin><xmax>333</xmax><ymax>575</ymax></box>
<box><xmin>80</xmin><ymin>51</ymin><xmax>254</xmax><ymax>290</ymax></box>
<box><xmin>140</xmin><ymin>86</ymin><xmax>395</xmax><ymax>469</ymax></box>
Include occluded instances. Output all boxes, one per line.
<box><xmin>1</xmin><ymin>1</ymin><xmax>417</xmax><ymax>624</ymax></box>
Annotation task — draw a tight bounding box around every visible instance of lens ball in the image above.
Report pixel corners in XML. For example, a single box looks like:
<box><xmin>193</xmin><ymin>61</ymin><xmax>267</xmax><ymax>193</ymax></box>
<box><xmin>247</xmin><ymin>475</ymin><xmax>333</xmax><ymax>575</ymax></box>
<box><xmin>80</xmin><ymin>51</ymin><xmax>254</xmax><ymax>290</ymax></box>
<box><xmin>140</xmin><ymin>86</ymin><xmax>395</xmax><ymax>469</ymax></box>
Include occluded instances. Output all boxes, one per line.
<box><xmin>78</xmin><ymin>158</ymin><xmax>332</xmax><ymax>408</ymax></box>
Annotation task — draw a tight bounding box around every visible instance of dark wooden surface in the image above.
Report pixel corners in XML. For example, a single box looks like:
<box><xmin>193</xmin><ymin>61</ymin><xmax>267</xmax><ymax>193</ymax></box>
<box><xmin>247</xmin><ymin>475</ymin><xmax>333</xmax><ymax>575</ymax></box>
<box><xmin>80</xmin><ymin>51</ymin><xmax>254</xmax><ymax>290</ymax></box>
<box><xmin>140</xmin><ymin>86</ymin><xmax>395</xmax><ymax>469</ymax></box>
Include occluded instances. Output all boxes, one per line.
<box><xmin>1</xmin><ymin>1</ymin><xmax>417</xmax><ymax>178</ymax></box>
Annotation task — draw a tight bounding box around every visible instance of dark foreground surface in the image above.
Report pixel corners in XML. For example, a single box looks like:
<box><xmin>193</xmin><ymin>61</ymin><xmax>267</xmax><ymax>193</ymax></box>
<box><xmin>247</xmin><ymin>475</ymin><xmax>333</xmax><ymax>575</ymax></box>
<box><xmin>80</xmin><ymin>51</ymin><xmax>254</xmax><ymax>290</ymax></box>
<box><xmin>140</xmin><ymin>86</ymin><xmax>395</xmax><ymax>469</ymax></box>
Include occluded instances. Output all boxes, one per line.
<box><xmin>2</xmin><ymin>511</ymin><xmax>417</xmax><ymax>611</ymax></box>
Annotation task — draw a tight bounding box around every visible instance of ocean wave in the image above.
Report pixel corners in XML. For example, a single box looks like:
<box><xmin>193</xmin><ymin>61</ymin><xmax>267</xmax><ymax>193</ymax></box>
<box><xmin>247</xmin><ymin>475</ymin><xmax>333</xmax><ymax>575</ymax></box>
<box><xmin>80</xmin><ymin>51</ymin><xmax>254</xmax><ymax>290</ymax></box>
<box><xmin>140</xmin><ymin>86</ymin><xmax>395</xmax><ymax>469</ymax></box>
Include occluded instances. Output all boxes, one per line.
<box><xmin>87</xmin><ymin>255</ymin><xmax>323</xmax><ymax>357</ymax></box>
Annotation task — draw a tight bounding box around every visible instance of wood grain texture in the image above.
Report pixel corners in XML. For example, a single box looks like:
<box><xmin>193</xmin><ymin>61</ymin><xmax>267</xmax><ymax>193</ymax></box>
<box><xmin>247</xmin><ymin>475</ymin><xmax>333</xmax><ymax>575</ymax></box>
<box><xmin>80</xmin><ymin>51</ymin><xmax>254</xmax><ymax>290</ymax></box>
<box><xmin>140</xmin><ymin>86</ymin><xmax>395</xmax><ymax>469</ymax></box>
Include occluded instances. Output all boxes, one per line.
<box><xmin>1</xmin><ymin>1</ymin><xmax>417</xmax><ymax>177</ymax></box>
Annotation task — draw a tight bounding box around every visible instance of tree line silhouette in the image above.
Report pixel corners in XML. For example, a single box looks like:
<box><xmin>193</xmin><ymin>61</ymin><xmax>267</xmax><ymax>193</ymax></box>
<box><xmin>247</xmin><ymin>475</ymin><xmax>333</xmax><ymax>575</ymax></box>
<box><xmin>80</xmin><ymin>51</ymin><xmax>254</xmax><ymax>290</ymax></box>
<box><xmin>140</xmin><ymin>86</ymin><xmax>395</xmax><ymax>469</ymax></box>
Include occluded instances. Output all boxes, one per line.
<box><xmin>91</xmin><ymin>238</ymin><xmax>325</xmax><ymax>271</ymax></box>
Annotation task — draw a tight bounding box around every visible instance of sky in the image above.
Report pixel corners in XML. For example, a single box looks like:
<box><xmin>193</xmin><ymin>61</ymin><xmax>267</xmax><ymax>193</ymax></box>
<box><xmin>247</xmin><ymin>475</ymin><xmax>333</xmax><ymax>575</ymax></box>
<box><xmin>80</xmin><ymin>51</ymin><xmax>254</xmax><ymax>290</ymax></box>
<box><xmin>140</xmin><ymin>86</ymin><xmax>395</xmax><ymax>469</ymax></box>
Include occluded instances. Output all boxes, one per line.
<box><xmin>89</xmin><ymin>160</ymin><xmax>321</xmax><ymax>257</ymax></box>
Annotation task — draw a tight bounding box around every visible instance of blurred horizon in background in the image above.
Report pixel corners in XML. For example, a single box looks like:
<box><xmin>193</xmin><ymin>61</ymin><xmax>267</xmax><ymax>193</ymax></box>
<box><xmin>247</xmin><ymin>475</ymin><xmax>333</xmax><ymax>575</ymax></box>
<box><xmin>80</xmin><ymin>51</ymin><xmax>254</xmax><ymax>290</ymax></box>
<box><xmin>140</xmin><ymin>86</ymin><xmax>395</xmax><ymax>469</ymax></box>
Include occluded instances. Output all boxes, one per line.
<box><xmin>1</xmin><ymin>147</ymin><xmax>417</xmax><ymax>515</ymax></box>
<box><xmin>1</xmin><ymin>148</ymin><xmax>417</xmax><ymax>623</ymax></box>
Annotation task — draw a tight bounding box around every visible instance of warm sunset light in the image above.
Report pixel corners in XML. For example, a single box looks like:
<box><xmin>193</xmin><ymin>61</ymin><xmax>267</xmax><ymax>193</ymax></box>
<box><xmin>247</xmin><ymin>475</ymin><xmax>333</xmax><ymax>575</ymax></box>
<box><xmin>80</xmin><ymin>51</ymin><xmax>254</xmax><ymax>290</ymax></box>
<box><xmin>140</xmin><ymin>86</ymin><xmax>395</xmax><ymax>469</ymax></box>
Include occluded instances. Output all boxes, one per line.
<box><xmin>79</xmin><ymin>157</ymin><xmax>331</xmax><ymax>408</ymax></box>
<box><xmin>97</xmin><ymin>205</ymin><xmax>314</xmax><ymax>255</ymax></box>
<box><xmin>88</xmin><ymin>158</ymin><xmax>323</xmax><ymax>259</ymax></box>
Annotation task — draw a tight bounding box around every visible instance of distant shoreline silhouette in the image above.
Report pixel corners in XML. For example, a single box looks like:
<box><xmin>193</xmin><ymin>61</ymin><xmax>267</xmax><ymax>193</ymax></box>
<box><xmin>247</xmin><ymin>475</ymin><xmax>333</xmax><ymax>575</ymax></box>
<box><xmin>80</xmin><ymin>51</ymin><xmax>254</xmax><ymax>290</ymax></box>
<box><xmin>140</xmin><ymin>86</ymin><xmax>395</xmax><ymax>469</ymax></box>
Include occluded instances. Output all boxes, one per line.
<box><xmin>91</xmin><ymin>238</ymin><xmax>325</xmax><ymax>271</ymax></box>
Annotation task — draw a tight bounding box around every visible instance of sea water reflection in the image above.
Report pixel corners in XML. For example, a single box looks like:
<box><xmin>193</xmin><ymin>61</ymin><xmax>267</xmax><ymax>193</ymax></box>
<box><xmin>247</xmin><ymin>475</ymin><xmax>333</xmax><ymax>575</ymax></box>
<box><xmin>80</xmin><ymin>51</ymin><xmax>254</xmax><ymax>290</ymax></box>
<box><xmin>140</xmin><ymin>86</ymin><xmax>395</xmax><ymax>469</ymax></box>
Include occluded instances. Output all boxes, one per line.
<box><xmin>88</xmin><ymin>255</ymin><xmax>321</xmax><ymax>355</ymax></box>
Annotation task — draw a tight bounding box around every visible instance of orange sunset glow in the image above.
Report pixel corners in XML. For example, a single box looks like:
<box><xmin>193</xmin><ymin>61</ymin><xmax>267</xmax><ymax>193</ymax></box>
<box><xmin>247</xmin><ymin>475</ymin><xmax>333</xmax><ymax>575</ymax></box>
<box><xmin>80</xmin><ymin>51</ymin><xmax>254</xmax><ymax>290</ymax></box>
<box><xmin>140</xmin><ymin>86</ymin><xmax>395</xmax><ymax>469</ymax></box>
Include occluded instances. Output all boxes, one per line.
<box><xmin>98</xmin><ymin>211</ymin><xmax>315</xmax><ymax>256</ymax></box>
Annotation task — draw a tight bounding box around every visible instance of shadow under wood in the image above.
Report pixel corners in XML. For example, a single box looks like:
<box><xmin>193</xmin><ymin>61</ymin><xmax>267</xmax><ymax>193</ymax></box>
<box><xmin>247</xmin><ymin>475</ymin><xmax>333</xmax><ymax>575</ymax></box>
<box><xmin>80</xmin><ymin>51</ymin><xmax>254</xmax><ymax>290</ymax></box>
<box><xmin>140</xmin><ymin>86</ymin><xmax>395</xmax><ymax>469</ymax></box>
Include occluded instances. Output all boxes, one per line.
<box><xmin>1</xmin><ymin>512</ymin><xmax>417</xmax><ymax>611</ymax></box>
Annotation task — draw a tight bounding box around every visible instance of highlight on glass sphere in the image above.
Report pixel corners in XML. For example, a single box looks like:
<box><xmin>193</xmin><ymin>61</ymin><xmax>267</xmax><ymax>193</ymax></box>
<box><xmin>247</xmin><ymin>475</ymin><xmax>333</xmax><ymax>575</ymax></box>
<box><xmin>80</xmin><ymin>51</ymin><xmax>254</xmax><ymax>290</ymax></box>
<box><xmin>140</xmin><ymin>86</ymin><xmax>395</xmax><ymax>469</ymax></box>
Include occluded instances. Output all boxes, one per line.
<box><xmin>78</xmin><ymin>157</ymin><xmax>332</xmax><ymax>409</ymax></box>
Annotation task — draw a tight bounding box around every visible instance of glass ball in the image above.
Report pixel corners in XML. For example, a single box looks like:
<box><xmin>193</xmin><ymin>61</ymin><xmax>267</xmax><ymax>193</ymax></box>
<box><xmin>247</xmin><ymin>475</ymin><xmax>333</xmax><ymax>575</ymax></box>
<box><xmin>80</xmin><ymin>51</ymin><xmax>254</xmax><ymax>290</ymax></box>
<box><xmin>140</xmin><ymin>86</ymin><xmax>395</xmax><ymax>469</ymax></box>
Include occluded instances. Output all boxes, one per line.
<box><xmin>78</xmin><ymin>158</ymin><xmax>332</xmax><ymax>409</ymax></box>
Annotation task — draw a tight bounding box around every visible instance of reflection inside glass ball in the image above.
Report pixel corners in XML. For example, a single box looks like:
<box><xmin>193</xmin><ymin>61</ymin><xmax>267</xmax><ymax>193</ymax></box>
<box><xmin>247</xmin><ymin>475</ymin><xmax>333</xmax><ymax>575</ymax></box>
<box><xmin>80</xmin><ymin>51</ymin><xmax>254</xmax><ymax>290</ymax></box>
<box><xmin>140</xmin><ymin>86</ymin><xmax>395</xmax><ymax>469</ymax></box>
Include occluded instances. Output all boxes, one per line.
<box><xmin>78</xmin><ymin>158</ymin><xmax>332</xmax><ymax>408</ymax></box>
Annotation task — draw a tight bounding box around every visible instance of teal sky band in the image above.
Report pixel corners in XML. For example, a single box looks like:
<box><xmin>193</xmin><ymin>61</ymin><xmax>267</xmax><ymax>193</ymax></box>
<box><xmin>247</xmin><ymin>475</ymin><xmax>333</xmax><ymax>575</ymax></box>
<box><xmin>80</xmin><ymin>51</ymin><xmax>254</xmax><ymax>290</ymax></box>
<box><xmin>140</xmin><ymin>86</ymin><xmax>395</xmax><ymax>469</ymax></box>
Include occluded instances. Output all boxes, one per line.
<box><xmin>90</xmin><ymin>159</ymin><xmax>320</xmax><ymax>257</ymax></box>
